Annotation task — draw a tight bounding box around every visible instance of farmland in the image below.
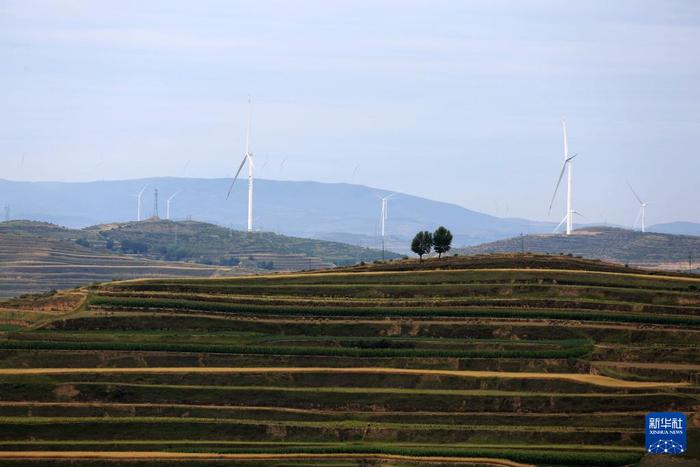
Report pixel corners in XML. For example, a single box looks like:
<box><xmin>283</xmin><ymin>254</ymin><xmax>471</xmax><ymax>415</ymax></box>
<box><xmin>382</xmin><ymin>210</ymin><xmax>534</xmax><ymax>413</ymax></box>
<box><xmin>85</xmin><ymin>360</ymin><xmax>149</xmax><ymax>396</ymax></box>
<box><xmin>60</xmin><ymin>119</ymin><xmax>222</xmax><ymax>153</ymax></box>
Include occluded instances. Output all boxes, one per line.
<box><xmin>0</xmin><ymin>224</ymin><xmax>239</xmax><ymax>300</ymax></box>
<box><xmin>0</xmin><ymin>220</ymin><xmax>395</xmax><ymax>298</ymax></box>
<box><xmin>0</xmin><ymin>253</ymin><xmax>698</xmax><ymax>465</ymax></box>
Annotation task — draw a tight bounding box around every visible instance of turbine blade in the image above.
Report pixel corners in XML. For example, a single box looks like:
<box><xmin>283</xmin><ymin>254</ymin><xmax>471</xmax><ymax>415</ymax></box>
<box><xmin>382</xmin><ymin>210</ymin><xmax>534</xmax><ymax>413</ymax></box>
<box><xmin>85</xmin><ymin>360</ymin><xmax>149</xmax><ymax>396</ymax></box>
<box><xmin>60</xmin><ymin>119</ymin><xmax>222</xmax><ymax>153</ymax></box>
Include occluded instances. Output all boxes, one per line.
<box><xmin>572</xmin><ymin>211</ymin><xmax>586</xmax><ymax>219</ymax></box>
<box><xmin>226</xmin><ymin>156</ymin><xmax>248</xmax><ymax>199</ymax></box>
<box><xmin>548</xmin><ymin>162</ymin><xmax>567</xmax><ymax>215</ymax></box>
<box><xmin>553</xmin><ymin>215</ymin><xmax>567</xmax><ymax>233</ymax></box>
<box><xmin>633</xmin><ymin>209</ymin><xmax>642</xmax><ymax>229</ymax></box>
<box><xmin>627</xmin><ymin>182</ymin><xmax>643</xmax><ymax>205</ymax></box>
<box><xmin>562</xmin><ymin>120</ymin><xmax>569</xmax><ymax>160</ymax></box>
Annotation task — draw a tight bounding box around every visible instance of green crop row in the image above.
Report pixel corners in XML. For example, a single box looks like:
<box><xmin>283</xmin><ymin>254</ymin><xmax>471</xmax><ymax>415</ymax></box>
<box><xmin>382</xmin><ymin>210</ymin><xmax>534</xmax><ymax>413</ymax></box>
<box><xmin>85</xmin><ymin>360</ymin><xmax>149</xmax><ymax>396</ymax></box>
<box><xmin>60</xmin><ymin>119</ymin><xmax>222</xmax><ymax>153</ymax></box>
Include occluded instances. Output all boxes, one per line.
<box><xmin>0</xmin><ymin>339</ymin><xmax>591</xmax><ymax>359</ymax></box>
<box><xmin>88</xmin><ymin>295</ymin><xmax>700</xmax><ymax>327</ymax></box>
<box><xmin>107</xmin><ymin>266</ymin><xmax>699</xmax><ymax>291</ymax></box>
<box><xmin>115</xmin><ymin>280</ymin><xmax>700</xmax><ymax>302</ymax></box>
<box><xmin>95</xmin><ymin>289</ymin><xmax>700</xmax><ymax>318</ymax></box>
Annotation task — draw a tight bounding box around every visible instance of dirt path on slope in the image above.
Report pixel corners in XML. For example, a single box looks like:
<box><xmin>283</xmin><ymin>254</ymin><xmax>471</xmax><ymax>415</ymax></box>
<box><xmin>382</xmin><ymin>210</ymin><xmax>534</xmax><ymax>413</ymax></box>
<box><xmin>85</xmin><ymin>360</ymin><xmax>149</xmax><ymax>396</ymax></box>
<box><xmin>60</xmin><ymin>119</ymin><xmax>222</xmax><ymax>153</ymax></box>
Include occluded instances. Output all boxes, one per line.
<box><xmin>0</xmin><ymin>366</ymin><xmax>685</xmax><ymax>388</ymax></box>
<box><xmin>0</xmin><ymin>451</ymin><xmax>533</xmax><ymax>466</ymax></box>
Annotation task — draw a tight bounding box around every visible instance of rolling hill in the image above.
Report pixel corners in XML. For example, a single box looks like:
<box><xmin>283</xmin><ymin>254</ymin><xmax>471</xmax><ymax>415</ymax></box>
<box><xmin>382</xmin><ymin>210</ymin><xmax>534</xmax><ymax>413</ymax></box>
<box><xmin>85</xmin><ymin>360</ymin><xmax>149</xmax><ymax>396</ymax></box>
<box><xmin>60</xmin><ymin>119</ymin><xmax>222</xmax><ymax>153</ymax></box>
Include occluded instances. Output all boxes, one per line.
<box><xmin>650</xmin><ymin>221</ymin><xmax>700</xmax><ymax>236</ymax></box>
<box><xmin>0</xmin><ymin>177</ymin><xmax>555</xmax><ymax>251</ymax></box>
<box><xmin>0</xmin><ymin>220</ymin><xmax>397</xmax><ymax>299</ymax></box>
<box><xmin>457</xmin><ymin>226</ymin><xmax>700</xmax><ymax>272</ymax></box>
<box><xmin>0</xmin><ymin>254</ymin><xmax>697</xmax><ymax>465</ymax></box>
<box><xmin>0</xmin><ymin>223</ymin><xmax>240</xmax><ymax>300</ymax></box>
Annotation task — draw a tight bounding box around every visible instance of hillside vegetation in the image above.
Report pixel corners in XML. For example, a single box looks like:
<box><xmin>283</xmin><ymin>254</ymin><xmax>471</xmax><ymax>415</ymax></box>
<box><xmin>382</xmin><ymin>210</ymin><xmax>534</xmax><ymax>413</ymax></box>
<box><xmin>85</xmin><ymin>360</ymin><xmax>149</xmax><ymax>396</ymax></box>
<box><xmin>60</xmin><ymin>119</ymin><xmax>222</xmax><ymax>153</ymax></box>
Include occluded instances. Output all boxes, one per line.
<box><xmin>0</xmin><ymin>254</ymin><xmax>697</xmax><ymax>465</ymax></box>
<box><xmin>0</xmin><ymin>224</ymin><xmax>237</xmax><ymax>300</ymax></box>
<box><xmin>458</xmin><ymin>226</ymin><xmax>700</xmax><ymax>272</ymax></box>
<box><xmin>0</xmin><ymin>220</ymin><xmax>395</xmax><ymax>299</ymax></box>
<box><xmin>82</xmin><ymin>219</ymin><xmax>395</xmax><ymax>266</ymax></box>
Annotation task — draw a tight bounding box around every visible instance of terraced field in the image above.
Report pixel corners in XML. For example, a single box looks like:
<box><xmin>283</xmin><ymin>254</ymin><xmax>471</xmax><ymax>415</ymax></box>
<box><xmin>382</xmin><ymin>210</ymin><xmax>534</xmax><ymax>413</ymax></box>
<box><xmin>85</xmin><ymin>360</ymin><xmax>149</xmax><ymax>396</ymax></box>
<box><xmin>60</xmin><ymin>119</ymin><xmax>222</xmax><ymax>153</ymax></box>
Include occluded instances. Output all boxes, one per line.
<box><xmin>0</xmin><ymin>254</ymin><xmax>698</xmax><ymax>465</ymax></box>
<box><xmin>0</xmin><ymin>220</ymin><xmax>396</xmax><ymax>298</ymax></box>
<box><xmin>0</xmin><ymin>231</ymin><xmax>239</xmax><ymax>299</ymax></box>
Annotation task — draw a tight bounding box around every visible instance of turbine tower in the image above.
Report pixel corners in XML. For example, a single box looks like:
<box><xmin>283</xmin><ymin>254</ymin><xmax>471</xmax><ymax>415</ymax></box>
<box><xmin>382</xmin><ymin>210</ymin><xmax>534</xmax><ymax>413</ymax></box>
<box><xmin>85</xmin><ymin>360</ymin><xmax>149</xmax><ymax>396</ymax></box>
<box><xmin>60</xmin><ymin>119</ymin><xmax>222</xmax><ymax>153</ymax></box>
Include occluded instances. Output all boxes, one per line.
<box><xmin>226</xmin><ymin>97</ymin><xmax>255</xmax><ymax>232</ymax></box>
<box><xmin>548</xmin><ymin>121</ymin><xmax>578</xmax><ymax>235</ymax></box>
<box><xmin>152</xmin><ymin>188</ymin><xmax>159</xmax><ymax>219</ymax></box>
<box><xmin>379</xmin><ymin>193</ymin><xmax>397</xmax><ymax>238</ymax></box>
<box><xmin>166</xmin><ymin>191</ymin><xmax>179</xmax><ymax>220</ymax></box>
<box><xmin>628</xmin><ymin>183</ymin><xmax>648</xmax><ymax>232</ymax></box>
<box><xmin>133</xmin><ymin>184</ymin><xmax>149</xmax><ymax>221</ymax></box>
<box><xmin>378</xmin><ymin>193</ymin><xmax>397</xmax><ymax>259</ymax></box>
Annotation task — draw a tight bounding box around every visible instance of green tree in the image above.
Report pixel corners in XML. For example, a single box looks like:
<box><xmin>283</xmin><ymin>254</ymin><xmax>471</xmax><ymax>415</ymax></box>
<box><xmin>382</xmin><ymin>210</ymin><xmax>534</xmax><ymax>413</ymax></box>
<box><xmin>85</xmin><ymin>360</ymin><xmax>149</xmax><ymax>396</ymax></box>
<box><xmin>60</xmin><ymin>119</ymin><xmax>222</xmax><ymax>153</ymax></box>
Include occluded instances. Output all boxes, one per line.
<box><xmin>411</xmin><ymin>231</ymin><xmax>433</xmax><ymax>261</ymax></box>
<box><xmin>432</xmin><ymin>226</ymin><xmax>453</xmax><ymax>258</ymax></box>
<box><xmin>75</xmin><ymin>238</ymin><xmax>90</xmax><ymax>248</ymax></box>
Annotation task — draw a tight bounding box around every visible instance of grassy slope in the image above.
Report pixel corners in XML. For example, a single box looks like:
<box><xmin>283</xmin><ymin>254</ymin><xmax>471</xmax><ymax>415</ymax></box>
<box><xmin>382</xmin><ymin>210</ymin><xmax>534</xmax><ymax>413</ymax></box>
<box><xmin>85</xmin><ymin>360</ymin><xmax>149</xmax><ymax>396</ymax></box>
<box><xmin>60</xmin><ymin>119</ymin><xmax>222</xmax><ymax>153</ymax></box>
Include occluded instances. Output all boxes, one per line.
<box><xmin>84</xmin><ymin>219</ymin><xmax>398</xmax><ymax>266</ymax></box>
<box><xmin>0</xmin><ymin>220</ymin><xmax>397</xmax><ymax>299</ymax></box>
<box><xmin>0</xmin><ymin>224</ymin><xmax>239</xmax><ymax>300</ymax></box>
<box><xmin>455</xmin><ymin>226</ymin><xmax>700</xmax><ymax>270</ymax></box>
<box><xmin>0</xmin><ymin>254</ymin><xmax>698</xmax><ymax>465</ymax></box>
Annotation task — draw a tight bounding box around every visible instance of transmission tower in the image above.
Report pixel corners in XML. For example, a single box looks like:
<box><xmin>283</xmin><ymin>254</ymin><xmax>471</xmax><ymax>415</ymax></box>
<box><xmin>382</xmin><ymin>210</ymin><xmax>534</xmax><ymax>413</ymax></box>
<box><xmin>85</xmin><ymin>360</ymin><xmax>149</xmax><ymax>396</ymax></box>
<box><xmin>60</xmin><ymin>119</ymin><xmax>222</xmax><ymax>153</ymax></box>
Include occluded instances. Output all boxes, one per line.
<box><xmin>153</xmin><ymin>188</ymin><xmax>159</xmax><ymax>219</ymax></box>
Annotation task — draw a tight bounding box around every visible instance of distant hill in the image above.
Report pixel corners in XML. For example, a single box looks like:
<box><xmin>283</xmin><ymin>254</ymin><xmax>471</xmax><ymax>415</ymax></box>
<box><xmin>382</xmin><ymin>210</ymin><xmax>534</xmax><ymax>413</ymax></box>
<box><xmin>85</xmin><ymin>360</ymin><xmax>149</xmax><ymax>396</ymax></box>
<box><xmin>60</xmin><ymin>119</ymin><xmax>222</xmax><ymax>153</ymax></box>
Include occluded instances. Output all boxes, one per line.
<box><xmin>0</xmin><ymin>221</ymin><xmax>239</xmax><ymax>299</ymax></box>
<box><xmin>82</xmin><ymin>219</ymin><xmax>396</xmax><ymax>266</ymax></box>
<box><xmin>649</xmin><ymin>221</ymin><xmax>700</xmax><ymax>236</ymax></box>
<box><xmin>0</xmin><ymin>177</ymin><xmax>555</xmax><ymax>251</ymax></box>
<box><xmin>0</xmin><ymin>219</ymin><xmax>397</xmax><ymax>298</ymax></box>
<box><xmin>456</xmin><ymin>226</ymin><xmax>700</xmax><ymax>272</ymax></box>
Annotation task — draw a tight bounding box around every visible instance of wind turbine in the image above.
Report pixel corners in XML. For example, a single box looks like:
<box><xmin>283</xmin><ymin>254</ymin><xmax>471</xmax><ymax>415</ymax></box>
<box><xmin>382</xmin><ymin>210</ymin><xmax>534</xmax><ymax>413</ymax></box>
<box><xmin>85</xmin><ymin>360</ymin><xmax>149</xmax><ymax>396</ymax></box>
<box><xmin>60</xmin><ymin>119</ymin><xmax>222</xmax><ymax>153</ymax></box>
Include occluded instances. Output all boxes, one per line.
<box><xmin>226</xmin><ymin>97</ymin><xmax>255</xmax><ymax>232</ymax></box>
<box><xmin>133</xmin><ymin>184</ymin><xmax>148</xmax><ymax>221</ymax></box>
<box><xmin>628</xmin><ymin>183</ymin><xmax>648</xmax><ymax>232</ymax></box>
<box><xmin>166</xmin><ymin>191</ymin><xmax>180</xmax><ymax>220</ymax></box>
<box><xmin>377</xmin><ymin>193</ymin><xmax>397</xmax><ymax>259</ymax></box>
<box><xmin>548</xmin><ymin>121</ymin><xmax>579</xmax><ymax>235</ymax></box>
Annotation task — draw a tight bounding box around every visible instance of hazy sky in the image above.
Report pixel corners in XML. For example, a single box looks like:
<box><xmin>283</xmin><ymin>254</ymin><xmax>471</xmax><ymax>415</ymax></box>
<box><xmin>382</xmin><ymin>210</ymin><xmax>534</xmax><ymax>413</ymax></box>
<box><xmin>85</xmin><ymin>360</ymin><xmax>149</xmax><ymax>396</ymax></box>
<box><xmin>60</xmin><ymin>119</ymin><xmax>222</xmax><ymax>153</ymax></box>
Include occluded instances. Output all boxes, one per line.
<box><xmin>1</xmin><ymin>0</ymin><xmax>699</xmax><ymax>225</ymax></box>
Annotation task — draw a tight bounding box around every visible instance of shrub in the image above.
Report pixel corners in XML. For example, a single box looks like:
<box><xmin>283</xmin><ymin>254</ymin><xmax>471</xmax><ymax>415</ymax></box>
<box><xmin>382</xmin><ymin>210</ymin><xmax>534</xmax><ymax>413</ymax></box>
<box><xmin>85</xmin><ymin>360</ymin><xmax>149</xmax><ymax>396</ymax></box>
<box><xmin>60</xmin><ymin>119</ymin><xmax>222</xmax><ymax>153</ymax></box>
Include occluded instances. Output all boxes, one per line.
<box><xmin>120</xmin><ymin>239</ymin><xmax>149</xmax><ymax>254</ymax></box>
<box><xmin>75</xmin><ymin>238</ymin><xmax>90</xmax><ymax>247</ymax></box>
<box><xmin>219</xmin><ymin>256</ymin><xmax>241</xmax><ymax>266</ymax></box>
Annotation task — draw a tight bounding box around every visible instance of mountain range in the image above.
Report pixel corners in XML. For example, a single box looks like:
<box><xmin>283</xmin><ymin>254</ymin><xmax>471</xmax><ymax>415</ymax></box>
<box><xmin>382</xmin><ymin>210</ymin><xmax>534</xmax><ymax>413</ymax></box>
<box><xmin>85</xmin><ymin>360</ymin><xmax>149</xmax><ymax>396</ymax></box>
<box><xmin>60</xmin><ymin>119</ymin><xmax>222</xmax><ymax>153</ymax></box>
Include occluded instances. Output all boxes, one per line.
<box><xmin>1</xmin><ymin>177</ymin><xmax>698</xmax><ymax>253</ymax></box>
<box><xmin>0</xmin><ymin>177</ymin><xmax>556</xmax><ymax>252</ymax></box>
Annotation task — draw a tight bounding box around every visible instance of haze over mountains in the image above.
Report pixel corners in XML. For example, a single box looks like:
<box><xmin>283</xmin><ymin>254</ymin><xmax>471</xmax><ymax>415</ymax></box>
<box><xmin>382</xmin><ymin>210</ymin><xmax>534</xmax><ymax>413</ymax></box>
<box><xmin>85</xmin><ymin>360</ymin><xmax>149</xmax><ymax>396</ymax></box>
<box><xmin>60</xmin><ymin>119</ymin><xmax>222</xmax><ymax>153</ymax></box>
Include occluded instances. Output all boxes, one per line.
<box><xmin>3</xmin><ymin>177</ymin><xmax>699</xmax><ymax>253</ymax></box>
<box><xmin>1</xmin><ymin>177</ymin><xmax>560</xmax><ymax>251</ymax></box>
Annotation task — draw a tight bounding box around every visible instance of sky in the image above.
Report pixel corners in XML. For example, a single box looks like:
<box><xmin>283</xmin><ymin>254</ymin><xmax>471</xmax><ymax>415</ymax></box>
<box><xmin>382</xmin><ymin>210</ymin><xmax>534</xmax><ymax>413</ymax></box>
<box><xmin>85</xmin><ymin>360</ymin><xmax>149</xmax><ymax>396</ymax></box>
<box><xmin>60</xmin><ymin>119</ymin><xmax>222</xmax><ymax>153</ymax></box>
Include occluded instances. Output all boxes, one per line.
<box><xmin>1</xmin><ymin>0</ymin><xmax>699</xmax><ymax>226</ymax></box>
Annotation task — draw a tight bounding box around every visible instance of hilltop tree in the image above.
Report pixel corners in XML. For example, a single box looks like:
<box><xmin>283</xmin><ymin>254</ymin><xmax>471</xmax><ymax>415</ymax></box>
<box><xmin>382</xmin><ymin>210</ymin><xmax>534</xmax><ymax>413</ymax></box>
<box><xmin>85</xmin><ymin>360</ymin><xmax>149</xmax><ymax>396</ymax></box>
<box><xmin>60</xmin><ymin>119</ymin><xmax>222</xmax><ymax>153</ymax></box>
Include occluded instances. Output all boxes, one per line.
<box><xmin>411</xmin><ymin>231</ymin><xmax>433</xmax><ymax>261</ymax></box>
<box><xmin>432</xmin><ymin>226</ymin><xmax>453</xmax><ymax>258</ymax></box>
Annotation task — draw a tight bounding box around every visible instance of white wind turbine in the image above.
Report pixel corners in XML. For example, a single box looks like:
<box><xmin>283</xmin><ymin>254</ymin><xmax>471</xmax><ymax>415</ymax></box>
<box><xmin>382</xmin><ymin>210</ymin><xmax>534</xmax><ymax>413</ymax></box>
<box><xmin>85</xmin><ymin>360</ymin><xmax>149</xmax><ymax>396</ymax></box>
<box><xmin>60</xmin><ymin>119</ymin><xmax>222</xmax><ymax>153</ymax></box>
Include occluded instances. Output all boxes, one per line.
<box><xmin>132</xmin><ymin>184</ymin><xmax>149</xmax><ymax>221</ymax></box>
<box><xmin>378</xmin><ymin>193</ymin><xmax>397</xmax><ymax>238</ymax></box>
<box><xmin>377</xmin><ymin>193</ymin><xmax>397</xmax><ymax>259</ymax></box>
<box><xmin>628</xmin><ymin>183</ymin><xmax>648</xmax><ymax>232</ymax></box>
<box><xmin>548</xmin><ymin>121</ymin><xmax>579</xmax><ymax>235</ymax></box>
<box><xmin>226</xmin><ymin>97</ymin><xmax>255</xmax><ymax>232</ymax></box>
<box><xmin>166</xmin><ymin>191</ymin><xmax>180</xmax><ymax>220</ymax></box>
